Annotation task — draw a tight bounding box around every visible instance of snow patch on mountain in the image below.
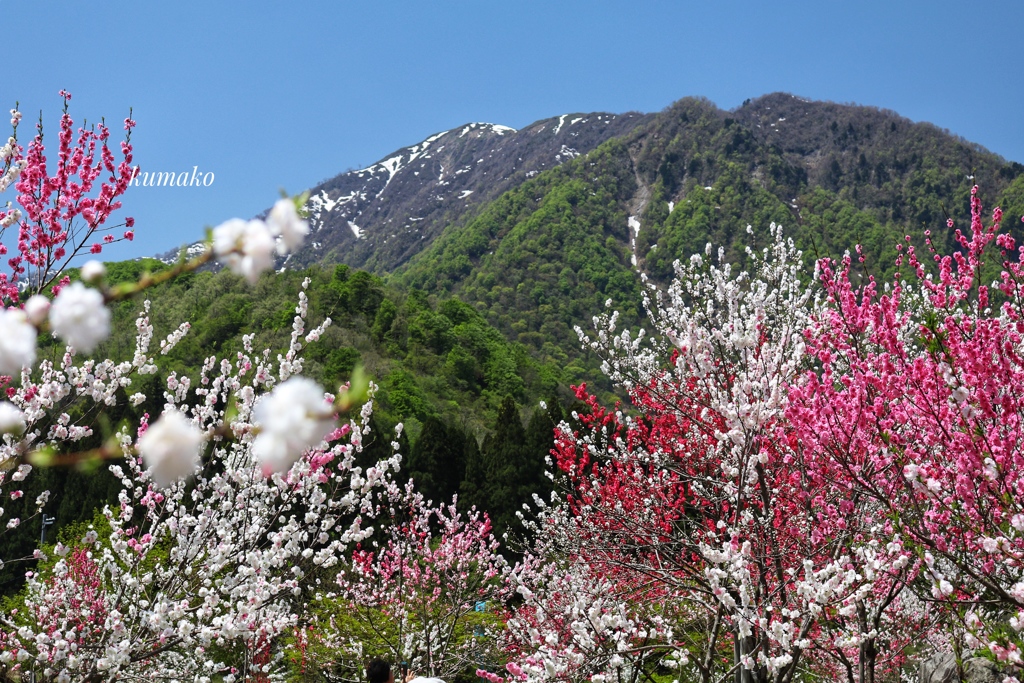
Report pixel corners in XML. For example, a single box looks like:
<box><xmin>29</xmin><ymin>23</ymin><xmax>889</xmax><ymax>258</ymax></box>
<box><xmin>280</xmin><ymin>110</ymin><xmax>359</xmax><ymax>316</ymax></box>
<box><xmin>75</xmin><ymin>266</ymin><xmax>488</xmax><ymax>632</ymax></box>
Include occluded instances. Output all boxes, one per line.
<box><xmin>629</xmin><ymin>215</ymin><xmax>642</xmax><ymax>269</ymax></box>
<box><xmin>376</xmin><ymin>156</ymin><xmax>403</xmax><ymax>195</ymax></box>
<box><xmin>308</xmin><ymin>189</ymin><xmax>355</xmax><ymax>216</ymax></box>
<box><xmin>458</xmin><ymin>123</ymin><xmax>518</xmax><ymax>138</ymax></box>
<box><xmin>557</xmin><ymin>145</ymin><xmax>579</xmax><ymax>160</ymax></box>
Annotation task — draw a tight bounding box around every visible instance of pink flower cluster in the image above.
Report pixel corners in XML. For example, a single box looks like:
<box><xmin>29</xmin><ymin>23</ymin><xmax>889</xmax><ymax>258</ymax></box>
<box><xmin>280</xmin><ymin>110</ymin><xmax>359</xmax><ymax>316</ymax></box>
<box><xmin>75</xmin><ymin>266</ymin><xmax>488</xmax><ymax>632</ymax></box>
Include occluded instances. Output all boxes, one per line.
<box><xmin>325</xmin><ymin>482</ymin><xmax>506</xmax><ymax>680</ymax></box>
<box><xmin>787</xmin><ymin>188</ymin><xmax>1024</xmax><ymax>669</ymax></box>
<box><xmin>1</xmin><ymin>91</ymin><xmax>136</xmax><ymax>303</ymax></box>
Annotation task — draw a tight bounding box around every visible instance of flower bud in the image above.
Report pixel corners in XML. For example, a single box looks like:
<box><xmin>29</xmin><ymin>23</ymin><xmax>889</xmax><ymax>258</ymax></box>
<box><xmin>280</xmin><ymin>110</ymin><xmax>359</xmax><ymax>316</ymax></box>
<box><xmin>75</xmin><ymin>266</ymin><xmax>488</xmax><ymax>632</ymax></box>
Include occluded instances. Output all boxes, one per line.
<box><xmin>23</xmin><ymin>295</ymin><xmax>50</xmax><ymax>326</ymax></box>
<box><xmin>80</xmin><ymin>260</ymin><xmax>106</xmax><ymax>284</ymax></box>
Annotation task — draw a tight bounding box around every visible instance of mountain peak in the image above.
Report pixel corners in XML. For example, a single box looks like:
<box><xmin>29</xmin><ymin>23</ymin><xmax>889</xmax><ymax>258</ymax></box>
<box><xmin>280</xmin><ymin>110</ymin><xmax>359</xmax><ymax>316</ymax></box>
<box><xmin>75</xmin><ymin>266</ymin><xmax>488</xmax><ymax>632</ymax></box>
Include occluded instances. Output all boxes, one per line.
<box><xmin>287</xmin><ymin>111</ymin><xmax>651</xmax><ymax>272</ymax></box>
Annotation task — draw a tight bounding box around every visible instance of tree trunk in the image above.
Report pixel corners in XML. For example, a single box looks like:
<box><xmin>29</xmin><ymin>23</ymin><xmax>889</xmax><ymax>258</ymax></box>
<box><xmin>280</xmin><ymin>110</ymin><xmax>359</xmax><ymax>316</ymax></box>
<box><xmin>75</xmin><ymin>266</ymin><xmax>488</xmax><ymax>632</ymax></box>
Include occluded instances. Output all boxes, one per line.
<box><xmin>859</xmin><ymin>637</ymin><xmax>877</xmax><ymax>683</ymax></box>
<box><xmin>857</xmin><ymin>602</ymin><xmax>877</xmax><ymax>683</ymax></box>
<box><xmin>734</xmin><ymin>633</ymin><xmax>757</xmax><ymax>683</ymax></box>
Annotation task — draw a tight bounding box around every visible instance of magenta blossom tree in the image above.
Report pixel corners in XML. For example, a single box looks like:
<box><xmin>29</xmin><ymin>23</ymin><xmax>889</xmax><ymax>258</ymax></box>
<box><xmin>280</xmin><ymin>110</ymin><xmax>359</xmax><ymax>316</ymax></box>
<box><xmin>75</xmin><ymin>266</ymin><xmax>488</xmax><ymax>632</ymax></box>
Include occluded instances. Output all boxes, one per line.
<box><xmin>787</xmin><ymin>188</ymin><xmax>1024</xmax><ymax>676</ymax></box>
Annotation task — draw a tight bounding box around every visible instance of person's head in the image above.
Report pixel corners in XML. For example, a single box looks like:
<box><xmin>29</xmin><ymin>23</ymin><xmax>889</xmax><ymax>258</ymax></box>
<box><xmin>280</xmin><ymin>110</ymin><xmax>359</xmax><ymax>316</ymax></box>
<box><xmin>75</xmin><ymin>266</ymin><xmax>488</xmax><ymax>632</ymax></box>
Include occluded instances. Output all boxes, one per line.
<box><xmin>367</xmin><ymin>660</ymin><xmax>392</xmax><ymax>683</ymax></box>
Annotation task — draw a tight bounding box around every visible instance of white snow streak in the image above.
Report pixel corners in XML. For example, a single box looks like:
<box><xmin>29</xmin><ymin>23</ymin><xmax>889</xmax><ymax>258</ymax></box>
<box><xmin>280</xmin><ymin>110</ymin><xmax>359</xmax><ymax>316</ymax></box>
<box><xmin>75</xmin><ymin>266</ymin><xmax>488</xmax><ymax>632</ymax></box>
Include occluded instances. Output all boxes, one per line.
<box><xmin>629</xmin><ymin>215</ymin><xmax>641</xmax><ymax>270</ymax></box>
<box><xmin>374</xmin><ymin>156</ymin><xmax>403</xmax><ymax>197</ymax></box>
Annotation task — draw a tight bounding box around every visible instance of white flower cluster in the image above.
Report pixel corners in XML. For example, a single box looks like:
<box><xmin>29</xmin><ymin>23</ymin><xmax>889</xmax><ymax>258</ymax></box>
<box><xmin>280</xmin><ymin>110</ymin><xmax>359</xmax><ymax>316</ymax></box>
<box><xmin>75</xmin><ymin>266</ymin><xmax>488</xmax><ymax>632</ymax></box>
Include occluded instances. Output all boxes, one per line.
<box><xmin>0</xmin><ymin>302</ymin><xmax>192</xmax><ymax>459</ymax></box>
<box><xmin>0</xmin><ymin>308</ymin><xmax>36</xmax><ymax>375</ymax></box>
<box><xmin>0</xmin><ymin>201</ymin><xmax>20</xmax><ymax>229</ymax></box>
<box><xmin>0</xmin><ymin>402</ymin><xmax>25</xmax><ymax>435</ymax></box>
<box><xmin>137</xmin><ymin>410</ymin><xmax>204</xmax><ymax>487</ymax></box>
<box><xmin>504</xmin><ymin>504</ymin><xmax>675</xmax><ymax>683</ymax></box>
<box><xmin>0</xmin><ymin>277</ymin><xmax>113</xmax><ymax>377</ymax></box>
<box><xmin>212</xmin><ymin>218</ymin><xmax>275</xmax><ymax>284</ymax></box>
<box><xmin>48</xmin><ymin>282</ymin><xmax>111</xmax><ymax>353</ymax></box>
<box><xmin>0</xmin><ymin>282</ymin><xmax>386</xmax><ymax>680</ymax></box>
<box><xmin>252</xmin><ymin>376</ymin><xmax>334</xmax><ymax>474</ymax></box>
<box><xmin>212</xmin><ymin>198</ymin><xmax>309</xmax><ymax>283</ymax></box>
<box><xmin>0</xmin><ymin>136</ymin><xmax>27</xmax><ymax>194</ymax></box>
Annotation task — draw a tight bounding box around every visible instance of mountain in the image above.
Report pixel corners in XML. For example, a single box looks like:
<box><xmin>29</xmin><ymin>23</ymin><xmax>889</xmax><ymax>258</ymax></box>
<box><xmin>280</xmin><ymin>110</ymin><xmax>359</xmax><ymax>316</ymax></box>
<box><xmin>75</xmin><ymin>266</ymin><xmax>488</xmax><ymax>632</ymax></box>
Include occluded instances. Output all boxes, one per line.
<box><xmin>162</xmin><ymin>93</ymin><xmax>1023</xmax><ymax>295</ymax></box>
<box><xmin>629</xmin><ymin>94</ymin><xmax>1024</xmax><ymax>280</ymax></box>
<box><xmin>396</xmin><ymin>95</ymin><xmax>1023</xmax><ymax>361</ymax></box>
<box><xmin>289</xmin><ymin>93</ymin><xmax>1024</xmax><ymax>300</ymax></box>
<box><xmin>154</xmin><ymin>92</ymin><xmax>1024</xmax><ymax>368</ymax></box>
<box><xmin>158</xmin><ymin>92</ymin><xmax>1024</xmax><ymax>374</ymax></box>
<box><xmin>284</xmin><ymin>112</ymin><xmax>653</xmax><ymax>273</ymax></box>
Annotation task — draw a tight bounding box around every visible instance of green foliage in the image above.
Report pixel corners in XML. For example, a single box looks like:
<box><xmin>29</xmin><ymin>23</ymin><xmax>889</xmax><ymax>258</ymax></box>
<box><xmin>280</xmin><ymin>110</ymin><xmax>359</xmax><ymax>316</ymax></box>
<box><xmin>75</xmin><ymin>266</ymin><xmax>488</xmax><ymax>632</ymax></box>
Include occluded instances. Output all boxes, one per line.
<box><xmin>285</xmin><ymin>597</ymin><xmax>504</xmax><ymax>683</ymax></box>
<box><xmin>405</xmin><ymin>416</ymin><xmax>462</xmax><ymax>504</ymax></box>
<box><xmin>399</xmin><ymin>140</ymin><xmax>644</xmax><ymax>374</ymax></box>
<box><xmin>103</xmin><ymin>258</ymin><xmax>170</xmax><ymax>285</ymax></box>
<box><xmin>641</xmin><ymin>164</ymin><xmax>793</xmax><ymax>278</ymax></box>
<box><xmin>381</xmin><ymin>368</ymin><xmax>437</xmax><ymax>422</ymax></box>
<box><xmin>459</xmin><ymin>396</ymin><xmax>561</xmax><ymax>543</ymax></box>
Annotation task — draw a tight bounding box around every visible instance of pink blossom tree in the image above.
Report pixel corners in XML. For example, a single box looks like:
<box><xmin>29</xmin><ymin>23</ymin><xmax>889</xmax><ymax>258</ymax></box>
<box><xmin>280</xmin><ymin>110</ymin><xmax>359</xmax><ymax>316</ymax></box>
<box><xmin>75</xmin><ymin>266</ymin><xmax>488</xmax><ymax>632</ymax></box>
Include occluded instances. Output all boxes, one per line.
<box><xmin>787</xmin><ymin>188</ymin><xmax>1024</xmax><ymax>676</ymax></box>
<box><xmin>1</xmin><ymin>91</ymin><xmax>136</xmax><ymax>304</ymax></box>
<box><xmin>302</xmin><ymin>482</ymin><xmax>506</xmax><ymax>682</ymax></box>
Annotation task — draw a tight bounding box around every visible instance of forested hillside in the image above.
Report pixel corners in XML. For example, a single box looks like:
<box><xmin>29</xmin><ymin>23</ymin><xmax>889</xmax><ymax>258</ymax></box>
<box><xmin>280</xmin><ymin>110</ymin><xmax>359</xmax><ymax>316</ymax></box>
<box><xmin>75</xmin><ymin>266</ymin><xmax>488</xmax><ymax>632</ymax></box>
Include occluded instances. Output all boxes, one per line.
<box><xmin>395</xmin><ymin>95</ymin><xmax>1023</xmax><ymax>371</ymax></box>
<box><xmin>398</xmin><ymin>139</ymin><xmax>645</xmax><ymax>363</ymax></box>
<box><xmin>0</xmin><ymin>256</ymin><xmax>581</xmax><ymax>588</ymax></box>
<box><xmin>637</xmin><ymin>94</ymin><xmax>1024</xmax><ymax>279</ymax></box>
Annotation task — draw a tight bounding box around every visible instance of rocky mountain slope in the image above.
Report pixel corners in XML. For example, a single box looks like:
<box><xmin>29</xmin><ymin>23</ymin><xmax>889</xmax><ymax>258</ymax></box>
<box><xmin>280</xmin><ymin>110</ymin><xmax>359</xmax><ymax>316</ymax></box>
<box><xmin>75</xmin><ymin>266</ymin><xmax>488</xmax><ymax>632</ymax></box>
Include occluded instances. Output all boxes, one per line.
<box><xmin>284</xmin><ymin>112</ymin><xmax>652</xmax><ymax>273</ymax></box>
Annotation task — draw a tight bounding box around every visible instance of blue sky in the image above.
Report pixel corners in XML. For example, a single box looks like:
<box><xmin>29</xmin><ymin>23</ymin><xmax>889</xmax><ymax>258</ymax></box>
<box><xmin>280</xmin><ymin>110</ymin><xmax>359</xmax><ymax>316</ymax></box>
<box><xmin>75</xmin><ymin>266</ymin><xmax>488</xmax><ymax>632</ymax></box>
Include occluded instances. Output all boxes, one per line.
<box><xmin>3</xmin><ymin>0</ymin><xmax>1022</xmax><ymax>262</ymax></box>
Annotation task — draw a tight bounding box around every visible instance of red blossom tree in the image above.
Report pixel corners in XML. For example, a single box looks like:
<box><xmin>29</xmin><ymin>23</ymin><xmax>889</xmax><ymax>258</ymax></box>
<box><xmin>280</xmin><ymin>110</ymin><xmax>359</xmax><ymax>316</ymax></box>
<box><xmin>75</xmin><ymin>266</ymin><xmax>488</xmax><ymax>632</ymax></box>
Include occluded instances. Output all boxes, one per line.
<box><xmin>501</xmin><ymin>227</ymin><xmax>921</xmax><ymax>683</ymax></box>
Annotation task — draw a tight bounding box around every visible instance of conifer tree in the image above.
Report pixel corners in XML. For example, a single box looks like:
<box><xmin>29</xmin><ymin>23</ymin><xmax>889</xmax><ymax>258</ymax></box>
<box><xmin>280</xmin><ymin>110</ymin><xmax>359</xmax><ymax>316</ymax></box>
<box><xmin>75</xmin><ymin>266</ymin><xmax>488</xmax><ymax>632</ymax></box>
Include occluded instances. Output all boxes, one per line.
<box><xmin>481</xmin><ymin>396</ymin><xmax>530</xmax><ymax>540</ymax></box>
<box><xmin>523</xmin><ymin>398</ymin><xmax>564</xmax><ymax>502</ymax></box>
<box><xmin>459</xmin><ymin>430</ymin><xmax>487</xmax><ymax>513</ymax></box>
<box><xmin>446</xmin><ymin>422</ymin><xmax>469</xmax><ymax>500</ymax></box>
<box><xmin>406</xmin><ymin>416</ymin><xmax>467</xmax><ymax>505</ymax></box>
